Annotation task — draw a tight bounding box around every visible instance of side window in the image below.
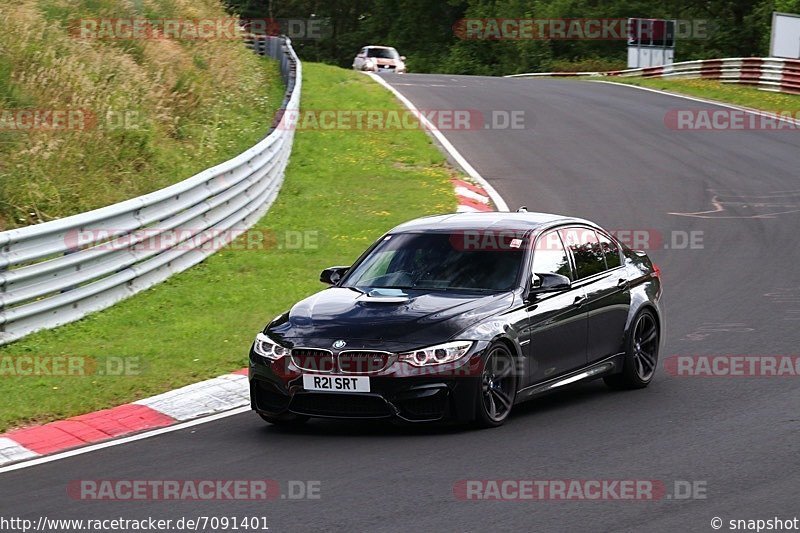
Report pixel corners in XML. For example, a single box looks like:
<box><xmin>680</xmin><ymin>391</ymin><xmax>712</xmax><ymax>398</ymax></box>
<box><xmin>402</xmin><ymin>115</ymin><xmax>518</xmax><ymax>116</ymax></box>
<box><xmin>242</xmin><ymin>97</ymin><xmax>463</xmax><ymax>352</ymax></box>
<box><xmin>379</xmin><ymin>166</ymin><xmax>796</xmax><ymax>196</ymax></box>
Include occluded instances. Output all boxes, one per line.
<box><xmin>532</xmin><ymin>231</ymin><xmax>572</xmax><ymax>280</ymax></box>
<box><xmin>597</xmin><ymin>231</ymin><xmax>622</xmax><ymax>269</ymax></box>
<box><xmin>560</xmin><ymin>227</ymin><xmax>606</xmax><ymax>279</ymax></box>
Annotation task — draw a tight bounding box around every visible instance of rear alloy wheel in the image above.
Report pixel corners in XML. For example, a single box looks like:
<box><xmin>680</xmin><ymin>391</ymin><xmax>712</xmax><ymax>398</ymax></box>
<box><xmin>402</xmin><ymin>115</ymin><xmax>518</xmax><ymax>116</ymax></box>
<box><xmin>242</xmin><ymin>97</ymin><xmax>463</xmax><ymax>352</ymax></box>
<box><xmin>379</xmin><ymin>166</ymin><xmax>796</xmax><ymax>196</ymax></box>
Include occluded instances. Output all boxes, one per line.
<box><xmin>258</xmin><ymin>412</ymin><xmax>309</xmax><ymax>426</ymax></box>
<box><xmin>475</xmin><ymin>344</ymin><xmax>517</xmax><ymax>428</ymax></box>
<box><xmin>604</xmin><ymin>309</ymin><xmax>660</xmax><ymax>390</ymax></box>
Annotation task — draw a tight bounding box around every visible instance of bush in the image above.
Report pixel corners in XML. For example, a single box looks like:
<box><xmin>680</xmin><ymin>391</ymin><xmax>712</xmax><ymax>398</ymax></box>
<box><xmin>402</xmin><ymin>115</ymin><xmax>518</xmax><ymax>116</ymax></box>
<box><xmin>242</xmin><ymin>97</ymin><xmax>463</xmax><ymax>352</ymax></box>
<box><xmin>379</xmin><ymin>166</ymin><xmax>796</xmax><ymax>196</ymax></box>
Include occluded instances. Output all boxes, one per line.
<box><xmin>544</xmin><ymin>57</ymin><xmax>628</xmax><ymax>73</ymax></box>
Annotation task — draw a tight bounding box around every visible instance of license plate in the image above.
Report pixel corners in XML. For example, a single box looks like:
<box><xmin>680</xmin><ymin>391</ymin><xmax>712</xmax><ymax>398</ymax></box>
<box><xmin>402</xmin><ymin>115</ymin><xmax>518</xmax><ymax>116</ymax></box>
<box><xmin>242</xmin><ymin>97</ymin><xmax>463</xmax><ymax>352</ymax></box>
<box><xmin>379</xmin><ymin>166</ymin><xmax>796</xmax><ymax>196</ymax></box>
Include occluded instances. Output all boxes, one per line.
<box><xmin>302</xmin><ymin>374</ymin><xmax>370</xmax><ymax>392</ymax></box>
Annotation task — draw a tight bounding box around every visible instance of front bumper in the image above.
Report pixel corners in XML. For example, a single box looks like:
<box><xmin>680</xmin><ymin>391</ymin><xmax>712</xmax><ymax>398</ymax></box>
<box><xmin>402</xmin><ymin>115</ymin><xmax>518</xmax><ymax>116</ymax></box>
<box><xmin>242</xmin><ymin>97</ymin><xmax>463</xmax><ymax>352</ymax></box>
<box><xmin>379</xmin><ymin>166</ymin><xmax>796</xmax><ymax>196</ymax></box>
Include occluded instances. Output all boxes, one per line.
<box><xmin>249</xmin><ymin>346</ymin><xmax>485</xmax><ymax>423</ymax></box>
<box><xmin>364</xmin><ymin>63</ymin><xmax>405</xmax><ymax>73</ymax></box>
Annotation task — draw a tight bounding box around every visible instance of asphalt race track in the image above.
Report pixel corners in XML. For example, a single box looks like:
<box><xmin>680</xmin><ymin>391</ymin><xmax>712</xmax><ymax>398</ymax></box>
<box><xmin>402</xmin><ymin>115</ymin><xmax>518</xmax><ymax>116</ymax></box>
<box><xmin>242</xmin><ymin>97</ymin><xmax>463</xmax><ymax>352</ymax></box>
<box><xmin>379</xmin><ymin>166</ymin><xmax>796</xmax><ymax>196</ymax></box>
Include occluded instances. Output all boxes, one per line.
<box><xmin>2</xmin><ymin>75</ymin><xmax>799</xmax><ymax>532</ymax></box>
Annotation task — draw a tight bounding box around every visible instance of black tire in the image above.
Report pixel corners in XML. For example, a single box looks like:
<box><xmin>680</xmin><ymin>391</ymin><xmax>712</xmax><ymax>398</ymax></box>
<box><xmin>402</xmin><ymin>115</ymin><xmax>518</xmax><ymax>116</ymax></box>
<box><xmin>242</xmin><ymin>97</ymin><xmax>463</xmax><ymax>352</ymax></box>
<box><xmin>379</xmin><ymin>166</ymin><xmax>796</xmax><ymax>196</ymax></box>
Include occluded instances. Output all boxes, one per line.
<box><xmin>474</xmin><ymin>343</ymin><xmax>517</xmax><ymax>428</ymax></box>
<box><xmin>258</xmin><ymin>412</ymin><xmax>309</xmax><ymax>426</ymax></box>
<box><xmin>604</xmin><ymin>309</ymin><xmax>660</xmax><ymax>390</ymax></box>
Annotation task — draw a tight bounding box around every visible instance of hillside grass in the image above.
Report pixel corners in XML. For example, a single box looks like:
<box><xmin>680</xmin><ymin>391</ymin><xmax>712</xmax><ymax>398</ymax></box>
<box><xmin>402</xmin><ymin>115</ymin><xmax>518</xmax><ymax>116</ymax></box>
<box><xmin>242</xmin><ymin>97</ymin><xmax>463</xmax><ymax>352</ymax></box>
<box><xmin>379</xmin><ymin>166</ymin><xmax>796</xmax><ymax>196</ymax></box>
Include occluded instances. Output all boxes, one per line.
<box><xmin>0</xmin><ymin>64</ymin><xmax>457</xmax><ymax>431</ymax></box>
<box><xmin>0</xmin><ymin>0</ymin><xmax>284</xmax><ymax>230</ymax></box>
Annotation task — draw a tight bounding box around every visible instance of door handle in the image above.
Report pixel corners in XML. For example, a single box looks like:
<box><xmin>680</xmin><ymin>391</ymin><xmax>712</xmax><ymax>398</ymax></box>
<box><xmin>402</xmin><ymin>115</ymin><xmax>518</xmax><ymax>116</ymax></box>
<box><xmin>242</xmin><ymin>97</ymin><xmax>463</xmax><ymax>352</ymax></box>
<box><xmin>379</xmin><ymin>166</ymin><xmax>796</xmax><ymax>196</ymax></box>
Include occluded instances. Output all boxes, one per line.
<box><xmin>617</xmin><ymin>278</ymin><xmax>629</xmax><ymax>288</ymax></box>
<box><xmin>573</xmin><ymin>296</ymin><xmax>586</xmax><ymax>308</ymax></box>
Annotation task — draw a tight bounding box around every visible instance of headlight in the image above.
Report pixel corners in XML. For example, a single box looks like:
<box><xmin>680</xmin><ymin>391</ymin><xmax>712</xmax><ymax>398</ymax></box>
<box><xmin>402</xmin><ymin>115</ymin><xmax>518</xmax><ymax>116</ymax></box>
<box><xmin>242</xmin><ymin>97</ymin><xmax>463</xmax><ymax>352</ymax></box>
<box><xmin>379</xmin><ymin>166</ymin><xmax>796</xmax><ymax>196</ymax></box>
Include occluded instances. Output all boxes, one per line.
<box><xmin>398</xmin><ymin>341</ymin><xmax>473</xmax><ymax>367</ymax></box>
<box><xmin>253</xmin><ymin>332</ymin><xmax>289</xmax><ymax>361</ymax></box>
<box><xmin>364</xmin><ymin>60</ymin><xmax>374</xmax><ymax>69</ymax></box>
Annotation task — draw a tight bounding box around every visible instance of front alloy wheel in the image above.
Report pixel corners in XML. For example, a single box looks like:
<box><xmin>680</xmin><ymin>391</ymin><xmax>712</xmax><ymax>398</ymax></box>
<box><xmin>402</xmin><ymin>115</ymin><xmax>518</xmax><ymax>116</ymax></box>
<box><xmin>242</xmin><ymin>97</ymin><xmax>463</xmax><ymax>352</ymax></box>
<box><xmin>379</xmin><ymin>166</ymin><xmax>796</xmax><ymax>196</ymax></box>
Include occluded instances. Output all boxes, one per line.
<box><xmin>475</xmin><ymin>344</ymin><xmax>517</xmax><ymax>428</ymax></box>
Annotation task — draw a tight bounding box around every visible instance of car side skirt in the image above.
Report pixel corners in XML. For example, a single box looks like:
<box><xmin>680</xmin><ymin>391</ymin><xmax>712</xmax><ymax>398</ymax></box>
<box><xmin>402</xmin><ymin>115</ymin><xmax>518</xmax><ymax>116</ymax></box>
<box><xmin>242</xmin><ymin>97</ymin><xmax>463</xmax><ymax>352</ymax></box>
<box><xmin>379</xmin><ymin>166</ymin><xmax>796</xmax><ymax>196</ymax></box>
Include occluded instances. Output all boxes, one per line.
<box><xmin>515</xmin><ymin>353</ymin><xmax>625</xmax><ymax>403</ymax></box>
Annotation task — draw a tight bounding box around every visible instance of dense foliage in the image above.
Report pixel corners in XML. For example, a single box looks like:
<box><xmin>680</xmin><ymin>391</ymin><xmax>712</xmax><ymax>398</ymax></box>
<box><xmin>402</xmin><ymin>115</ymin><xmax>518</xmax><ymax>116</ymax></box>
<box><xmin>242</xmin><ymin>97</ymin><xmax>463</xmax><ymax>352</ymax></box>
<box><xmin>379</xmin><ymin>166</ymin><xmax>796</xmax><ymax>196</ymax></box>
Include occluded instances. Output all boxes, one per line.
<box><xmin>228</xmin><ymin>0</ymin><xmax>800</xmax><ymax>74</ymax></box>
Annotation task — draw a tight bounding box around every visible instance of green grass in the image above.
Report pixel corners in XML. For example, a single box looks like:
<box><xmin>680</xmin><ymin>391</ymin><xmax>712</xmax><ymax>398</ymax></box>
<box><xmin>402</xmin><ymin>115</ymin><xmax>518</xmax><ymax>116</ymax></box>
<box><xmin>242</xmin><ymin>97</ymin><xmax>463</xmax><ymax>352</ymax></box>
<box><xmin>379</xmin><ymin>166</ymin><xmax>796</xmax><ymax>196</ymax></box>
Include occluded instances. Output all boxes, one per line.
<box><xmin>595</xmin><ymin>77</ymin><xmax>800</xmax><ymax>115</ymax></box>
<box><xmin>0</xmin><ymin>63</ymin><xmax>456</xmax><ymax>432</ymax></box>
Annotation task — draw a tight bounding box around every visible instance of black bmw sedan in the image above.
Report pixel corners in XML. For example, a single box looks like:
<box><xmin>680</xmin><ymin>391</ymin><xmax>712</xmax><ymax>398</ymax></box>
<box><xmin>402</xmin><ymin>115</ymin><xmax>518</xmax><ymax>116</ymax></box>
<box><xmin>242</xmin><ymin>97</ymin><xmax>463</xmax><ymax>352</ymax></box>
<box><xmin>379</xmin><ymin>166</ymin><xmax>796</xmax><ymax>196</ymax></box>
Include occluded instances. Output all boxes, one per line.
<box><xmin>249</xmin><ymin>211</ymin><xmax>663</xmax><ymax>428</ymax></box>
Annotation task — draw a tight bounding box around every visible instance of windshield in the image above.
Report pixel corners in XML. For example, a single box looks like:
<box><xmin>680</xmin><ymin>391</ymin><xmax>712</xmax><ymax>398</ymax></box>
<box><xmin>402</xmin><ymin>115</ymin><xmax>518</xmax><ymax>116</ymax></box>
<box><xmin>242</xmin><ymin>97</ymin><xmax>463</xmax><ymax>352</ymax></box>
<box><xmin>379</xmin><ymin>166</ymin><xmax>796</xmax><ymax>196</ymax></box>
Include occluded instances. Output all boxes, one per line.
<box><xmin>343</xmin><ymin>232</ymin><xmax>526</xmax><ymax>292</ymax></box>
<box><xmin>366</xmin><ymin>48</ymin><xmax>399</xmax><ymax>59</ymax></box>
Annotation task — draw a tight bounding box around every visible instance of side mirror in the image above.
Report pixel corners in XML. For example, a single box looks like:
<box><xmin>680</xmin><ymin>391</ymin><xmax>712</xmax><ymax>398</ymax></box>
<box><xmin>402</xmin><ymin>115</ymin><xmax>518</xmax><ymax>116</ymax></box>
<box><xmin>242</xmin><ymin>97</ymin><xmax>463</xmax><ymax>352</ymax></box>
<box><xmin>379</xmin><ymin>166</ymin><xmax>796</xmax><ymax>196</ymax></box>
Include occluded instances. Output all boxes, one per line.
<box><xmin>320</xmin><ymin>266</ymin><xmax>350</xmax><ymax>286</ymax></box>
<box><xmin>529</xmin><ymin>272</ymin><xmax>571</xmax><ymax>294</ymax></box>
<box><xmin>400</xmin><ymin>56</ymin><xmax>407</xmax><ymax>61</ymax></box>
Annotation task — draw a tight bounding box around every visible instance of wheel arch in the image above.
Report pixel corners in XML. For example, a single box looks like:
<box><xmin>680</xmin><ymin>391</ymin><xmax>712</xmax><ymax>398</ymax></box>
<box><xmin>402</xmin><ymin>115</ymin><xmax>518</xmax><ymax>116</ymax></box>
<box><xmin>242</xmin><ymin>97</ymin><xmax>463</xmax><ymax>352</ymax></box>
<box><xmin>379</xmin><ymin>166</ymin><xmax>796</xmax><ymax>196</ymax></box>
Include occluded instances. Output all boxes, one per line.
<box><xmin>483</xmin><ymin>335</ymin><xmax>525</xmax><ymax>390</ymax></box>
<box><xmin>624</xmin><ymin>285</ymin><xmax>663</xmax><ymax>342</ymax></box>
<box><xmin>623</xmin><ymin>301</ymin><xmax>664</xmax><ymax>357</ymax></box>
<box><xmin>494</xmin><ymin>335</ymin><xmax>520</xmax><ymax>357</ymax></box>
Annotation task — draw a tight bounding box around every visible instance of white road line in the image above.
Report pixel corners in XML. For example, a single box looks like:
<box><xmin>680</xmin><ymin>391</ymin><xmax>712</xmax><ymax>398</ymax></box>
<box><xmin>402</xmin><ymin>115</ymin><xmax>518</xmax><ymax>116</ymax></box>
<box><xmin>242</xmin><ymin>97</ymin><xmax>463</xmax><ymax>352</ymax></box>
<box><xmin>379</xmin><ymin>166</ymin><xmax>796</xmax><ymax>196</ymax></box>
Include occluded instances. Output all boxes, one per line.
<box><xmin>0</xmin><ymin>406</ymin><xmax>251</xmax><ymax>474</ymax></box>
<box><xmin>587</xmin><ymin>80</ymin><xmax>800</xmax><ymax>127</ymax></box>
<box><xmin>391</xmin><ymin>83</ymin><xmax>469</xmax><ymax>88</ymax></box>
<box><xmin>367</xmin><ymin>73</ymin><xmax>509</xmax><ymax>211</ymax></box>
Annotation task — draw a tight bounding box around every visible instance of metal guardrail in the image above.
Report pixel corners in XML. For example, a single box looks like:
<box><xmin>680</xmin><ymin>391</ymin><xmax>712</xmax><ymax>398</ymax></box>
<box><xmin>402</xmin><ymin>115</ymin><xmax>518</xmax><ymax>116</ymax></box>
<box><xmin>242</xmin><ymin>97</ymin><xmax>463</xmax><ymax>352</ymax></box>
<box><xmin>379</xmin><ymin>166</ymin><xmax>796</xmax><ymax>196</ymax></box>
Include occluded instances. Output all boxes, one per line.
<box><xmin>507</xmin><ymin>57</ymin><xmax>800</xmax><ymax>95</ymax></box>
<box><xmin>0</xmin><ymin>36</ymin><xmax>301</xmax><ymax>345</ymax></box>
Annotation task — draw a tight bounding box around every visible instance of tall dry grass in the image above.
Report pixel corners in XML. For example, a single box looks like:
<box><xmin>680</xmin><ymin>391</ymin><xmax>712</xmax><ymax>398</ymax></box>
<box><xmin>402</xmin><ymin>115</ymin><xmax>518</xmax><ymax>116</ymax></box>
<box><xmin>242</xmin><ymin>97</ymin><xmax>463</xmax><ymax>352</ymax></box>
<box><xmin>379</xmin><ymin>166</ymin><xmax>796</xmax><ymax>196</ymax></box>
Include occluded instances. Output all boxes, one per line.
<box><xmin>0</xmin><ymin>0</ymin><xmax>283</xmax><ymax>230</ymax></box>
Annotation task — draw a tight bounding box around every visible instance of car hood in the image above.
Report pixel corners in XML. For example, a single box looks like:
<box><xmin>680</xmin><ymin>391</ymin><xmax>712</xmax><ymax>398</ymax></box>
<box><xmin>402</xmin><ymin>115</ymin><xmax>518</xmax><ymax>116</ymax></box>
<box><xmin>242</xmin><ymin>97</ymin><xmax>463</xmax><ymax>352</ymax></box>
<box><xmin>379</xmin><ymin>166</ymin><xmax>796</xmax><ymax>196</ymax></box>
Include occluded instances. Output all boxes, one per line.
<box><xmin>268</xmin><ymin>287</ymin><xmax>515</xmax><ymax>348</ymax></box>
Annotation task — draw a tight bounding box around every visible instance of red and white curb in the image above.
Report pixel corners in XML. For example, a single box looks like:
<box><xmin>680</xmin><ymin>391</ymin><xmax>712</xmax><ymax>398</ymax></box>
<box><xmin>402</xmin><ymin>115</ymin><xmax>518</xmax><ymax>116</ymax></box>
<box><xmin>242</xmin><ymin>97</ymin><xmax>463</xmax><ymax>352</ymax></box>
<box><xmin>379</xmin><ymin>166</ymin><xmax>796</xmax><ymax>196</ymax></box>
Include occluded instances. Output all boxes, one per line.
<box><xmin>0</xmin><ymin>369</ymin><xmax>249</xmax><ymax>467</ymax></box>
<box><xmin>452</xmin><ymin>178</ymin><xmax>494</xmax><ymax>212</ymax></box>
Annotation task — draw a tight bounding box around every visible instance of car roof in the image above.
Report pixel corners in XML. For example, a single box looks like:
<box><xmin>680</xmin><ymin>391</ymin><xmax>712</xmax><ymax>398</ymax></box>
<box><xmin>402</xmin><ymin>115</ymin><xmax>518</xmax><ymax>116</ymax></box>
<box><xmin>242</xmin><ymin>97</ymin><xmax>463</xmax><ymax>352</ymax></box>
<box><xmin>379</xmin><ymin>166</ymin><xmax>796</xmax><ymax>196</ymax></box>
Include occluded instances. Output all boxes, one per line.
<box><xmin>364</xmin><ymin>45</ymin><xmax>396</xmax><ymax>50</ymax></box>
<box><xmin>390</xmin><ymin>212</ymin><xmax>598</xmax><ymax>233</ymax></box>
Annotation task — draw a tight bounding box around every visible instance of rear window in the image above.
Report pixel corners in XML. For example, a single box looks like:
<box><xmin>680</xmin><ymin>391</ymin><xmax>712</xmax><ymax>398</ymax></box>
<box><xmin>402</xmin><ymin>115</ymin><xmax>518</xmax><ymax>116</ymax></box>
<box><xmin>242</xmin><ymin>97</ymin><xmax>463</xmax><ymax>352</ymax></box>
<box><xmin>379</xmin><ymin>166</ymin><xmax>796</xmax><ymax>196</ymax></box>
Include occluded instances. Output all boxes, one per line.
<box><xmin>597</xmin><ymin>231</ymin><xmax>622</xmax><ymax>269</ymax></box>
<box><xmin>366</xmin><ymin>48</ymin><xmax>399</xmax><ymax>59</ymax></box>
<box><xmin>559</xmin><ymin>227</ymin><xmax>606</xmax><ymax>279</ymax></box>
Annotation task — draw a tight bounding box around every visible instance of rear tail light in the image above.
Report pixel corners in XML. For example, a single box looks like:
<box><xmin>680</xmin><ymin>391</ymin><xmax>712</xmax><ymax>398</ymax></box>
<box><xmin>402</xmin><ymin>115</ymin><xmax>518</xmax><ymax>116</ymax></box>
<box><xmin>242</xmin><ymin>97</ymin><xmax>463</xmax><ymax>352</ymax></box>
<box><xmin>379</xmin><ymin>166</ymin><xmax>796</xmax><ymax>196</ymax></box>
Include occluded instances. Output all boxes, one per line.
<box><xmin>652</xmin><ymin>263</ymin><xmax>661</xmax><ymax>278</ymax></box>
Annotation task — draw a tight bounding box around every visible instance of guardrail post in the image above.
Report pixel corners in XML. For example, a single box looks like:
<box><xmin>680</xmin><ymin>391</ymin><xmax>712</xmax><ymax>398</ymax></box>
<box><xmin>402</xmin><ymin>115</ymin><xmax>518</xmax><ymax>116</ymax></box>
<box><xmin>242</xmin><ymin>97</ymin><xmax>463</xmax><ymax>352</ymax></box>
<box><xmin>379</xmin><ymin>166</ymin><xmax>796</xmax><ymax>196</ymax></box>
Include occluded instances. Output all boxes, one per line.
<box><xmin>0</xmin><ymin>258</ymin><xmax>6</xmax><ymax>334</ymax></box>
